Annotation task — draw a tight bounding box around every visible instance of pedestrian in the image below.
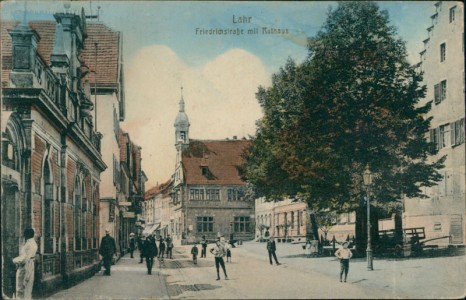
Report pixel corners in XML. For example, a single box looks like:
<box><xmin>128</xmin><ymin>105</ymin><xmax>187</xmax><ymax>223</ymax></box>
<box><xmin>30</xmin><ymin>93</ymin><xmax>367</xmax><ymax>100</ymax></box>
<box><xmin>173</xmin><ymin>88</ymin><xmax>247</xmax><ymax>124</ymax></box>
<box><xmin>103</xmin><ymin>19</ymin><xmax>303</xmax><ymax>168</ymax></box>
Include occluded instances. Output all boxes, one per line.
<box><xmin>166</xmin><ymin>235</ymin><xmax>173</xmax><ymax>259</ymax></box>
<box><xmin>158</xmin><ymin>236</ymin><xmax>166</xmax><ymax>261</ymax></box>
<box><xmin>210</xmin><ymin>239</ymin><xmax>228</xmax><ymax>280</ymax></box>
<box><xmin>266</xmin><ymin>236</ymin><xmax>281</xmax><ymax>266</ymax></box>
<box><xmin>191</xmin><ymin>243</ymin><xmax>199</xmax><ymax>264</ymax></box>
<box><xmin>304</xmin><ymin>239</ymin><xmax>312</xmax><ymax>258</ymax></box>
<box><xmin>137</xmin><ymin>234</ymin><xmax>144</xmax><ymax>263</ymax></box>
<box><xmin>201</xmin><ymin>236</ymin><xmax>208</xmax><ymax>258</ymax></box>
<box><xmin>142</xmin><ymin>234</ymin><xmax>158</xmax><ymax>275</ymax></box>
<box><xmin>13</xmin><ymin>228</ymin><xmax>38</xmax><ymax>299</ymax></box>
<box><xmin>226</xmin><ymin>240</ymin><xmax>232</xmax><ymax>262</ymax></box>
<box><xmin>129</xmin><ymin>233</ymin><xmax>135</xmax><ymax>258</ymax></box>
<box><xmin>311</xmin><ymin>238</ymin><xmax>319</xmax><ymax>257</ymax></box>
<box><xmin>99</xmin><ymin>229</ymin><xmax>117</xmax><ymax>276</ymax></box>
<box><xmin>335</xmin><ymin>241</ymin><xmax>353</xmax><ymax>282</ymax></box>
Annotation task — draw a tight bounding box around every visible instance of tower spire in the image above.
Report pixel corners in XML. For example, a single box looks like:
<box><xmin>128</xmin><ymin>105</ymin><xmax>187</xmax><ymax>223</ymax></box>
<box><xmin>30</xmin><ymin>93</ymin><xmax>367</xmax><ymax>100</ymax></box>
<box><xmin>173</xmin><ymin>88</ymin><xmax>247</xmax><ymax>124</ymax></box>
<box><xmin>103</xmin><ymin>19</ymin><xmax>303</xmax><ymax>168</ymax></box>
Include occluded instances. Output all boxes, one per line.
<box><xmin>179</xmin><ymin>85</ymin><xmax>185</xmax><ymax>112</ymax></box>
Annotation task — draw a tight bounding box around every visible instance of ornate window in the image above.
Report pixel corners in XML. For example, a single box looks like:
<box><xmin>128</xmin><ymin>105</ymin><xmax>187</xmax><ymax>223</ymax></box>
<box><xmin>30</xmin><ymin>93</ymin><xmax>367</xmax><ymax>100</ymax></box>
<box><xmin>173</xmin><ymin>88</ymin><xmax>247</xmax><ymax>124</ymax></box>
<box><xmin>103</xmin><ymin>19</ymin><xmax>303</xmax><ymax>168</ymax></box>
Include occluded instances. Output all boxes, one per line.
<box><xmin>74</xmin><ymin>177</ymin><xmax>82</xmax><ymax>250</ymax></box>
<box><xmin>43</xmin><ymin>158</ymin><xmax>54</xmax><ymax>253</ymax></box>
<box><xmin>1</xmin><ymin>130</ymin><xmax>19</xmax><ymax>170</ymax></box>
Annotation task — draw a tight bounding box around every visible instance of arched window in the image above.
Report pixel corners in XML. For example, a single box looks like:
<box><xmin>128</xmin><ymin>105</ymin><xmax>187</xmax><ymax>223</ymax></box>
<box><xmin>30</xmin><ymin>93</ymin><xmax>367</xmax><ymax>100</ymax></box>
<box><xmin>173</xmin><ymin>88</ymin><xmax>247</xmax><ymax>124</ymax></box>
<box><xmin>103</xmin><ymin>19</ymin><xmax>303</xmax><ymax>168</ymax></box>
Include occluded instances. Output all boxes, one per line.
<box><xmin>81</xmin><ymin>181</ymin><xmax>87</xmax><ymax>250</ymax></box>
<box><xmin>2</xmin><ymin>130</ymin><xmax>19</xmax><ymax>171</ymax></box>
<box><xmin>74</xmin><ymin>177</ymin><xmax>81</xmax><ymax>250</ymax></box>
<box><xmin>92</xmin><ymin>188</ymin><xmax>98</xmax><ymax>249</ymax></box>
<box><xmin>43</xmin><ymin>157</ymin><xmax>54</xmax><ymax>253</ymax></box>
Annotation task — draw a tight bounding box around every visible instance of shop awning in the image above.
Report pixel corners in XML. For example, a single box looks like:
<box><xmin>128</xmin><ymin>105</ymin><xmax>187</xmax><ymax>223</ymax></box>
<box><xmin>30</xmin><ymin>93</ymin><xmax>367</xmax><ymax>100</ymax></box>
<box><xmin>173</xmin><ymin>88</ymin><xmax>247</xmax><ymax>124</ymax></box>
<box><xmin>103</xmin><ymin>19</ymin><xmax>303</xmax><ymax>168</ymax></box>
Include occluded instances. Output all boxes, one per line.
<box><xmin>142</xmin><ymin>223</ymin><xmax>161</xmax><ymax>236</ymax></box>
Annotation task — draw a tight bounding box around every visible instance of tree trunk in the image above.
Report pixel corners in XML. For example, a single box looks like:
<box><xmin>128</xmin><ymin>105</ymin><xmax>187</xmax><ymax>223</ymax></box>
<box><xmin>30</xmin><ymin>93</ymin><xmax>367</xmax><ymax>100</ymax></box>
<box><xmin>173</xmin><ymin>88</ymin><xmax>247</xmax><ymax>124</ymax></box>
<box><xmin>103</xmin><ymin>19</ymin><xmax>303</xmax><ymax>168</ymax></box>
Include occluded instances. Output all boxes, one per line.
<box><xmin>355</xmin><ymin>203</ymin><xmax>381</xmax><ymax>257</ymax></box>
<box><xmin>309</xmin><ymin>213</ymin><xmax>320</xmax><ymax>241</ymax></box>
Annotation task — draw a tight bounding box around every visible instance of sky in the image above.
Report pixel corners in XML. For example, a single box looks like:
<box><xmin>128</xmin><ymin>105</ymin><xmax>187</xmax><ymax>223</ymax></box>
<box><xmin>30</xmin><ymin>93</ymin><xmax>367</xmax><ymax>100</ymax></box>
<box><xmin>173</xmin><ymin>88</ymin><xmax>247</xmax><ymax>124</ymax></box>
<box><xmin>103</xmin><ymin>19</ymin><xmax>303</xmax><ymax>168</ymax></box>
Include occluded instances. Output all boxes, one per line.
<box><xmin>1</xmin><ymin>1</ymin><xmax>437</xmax><ymax>187</ymax></box>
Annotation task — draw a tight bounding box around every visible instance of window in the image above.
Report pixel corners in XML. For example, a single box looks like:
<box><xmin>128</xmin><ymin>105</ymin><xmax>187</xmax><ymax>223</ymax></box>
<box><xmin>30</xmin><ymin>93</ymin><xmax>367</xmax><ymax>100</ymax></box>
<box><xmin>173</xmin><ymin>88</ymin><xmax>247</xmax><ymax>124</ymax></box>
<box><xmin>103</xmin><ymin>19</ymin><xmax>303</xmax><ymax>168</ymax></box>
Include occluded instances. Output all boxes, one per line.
<box><xmin>434</xmin><ymin>222</ymin><xmax>442</xmax><ymax>231</ymax></box>
<box><xmin>201</xmin><ymin>167</ymin><xmax>207</xmax><ymax>176</ymax></box>
<box><xmin>430</xmin><ymin>128</ymin><xmax>439</xmax><ymax>150</ymax></box>
<box><xmin>440</xmin><ymin>43</ymin><xmax>446</xmax><ymax>62</ymax></box>
<box><xmin>113</xmin><ymin>108</ymin><xmax>118</xmax><ymax>139</ymax></box>
<box><xmin>234</xmin><ymin>216</ymin><xmax>251</xmax><ymax>233</ymax></box>
<box><xmin>197</xmin><ymin>216</ymin><xmax>213</xmax><ymax>233</ymax></box>
<box><xmin>74</xmin><ymin>178</ymin><xmax>82</xmax><ymax>250</ymax></box>
<box><xmin>439</xmin><ymin>123</ymin><xmax>451</xmax><ymax>149</ymax></box>
<box><xmin>180</xmin><ymin>131</ymin><xmax>186</xmax><ymax>142</ymax></box>
<box><xmin>227</xmin><ymin>187</ymin><xmax>245</xmax><ymax>201</ymax></box>
<box><xmin>434</xmin><ymin>80</ymin><xmax>447</xmax><ymax>104</ymax></box>
<box><xmin>291</xmin><ymin>212</ymin><xmax>295</xmax><ymax>229</ymax></box>
<box><xmin>297</xmin><ymin>212</ymin><xmax>300</xmax><ymax>234</ymax></box>
<box><xmin>205</xmin><ymin>189</ymin><xmax>220</xmax><ymax>200</ymax></box>
<box><xmin>449</xmin><ymin>6</ymin><xmax>456</xmax><ymax>23</ymax></box>
<box><xmin>451</xmin><ymin>118</ymin><xmax>465</xmax><ymax>146</ymax></box>
<box><xmin>190</xmin><ymin>188</ymin><xmax>205</xmax><ymax>200</ymax></box>
<box><xmin>43</xmin><ymin>159</ymin><xmax>54</xmax><ymax>253</ymax></box>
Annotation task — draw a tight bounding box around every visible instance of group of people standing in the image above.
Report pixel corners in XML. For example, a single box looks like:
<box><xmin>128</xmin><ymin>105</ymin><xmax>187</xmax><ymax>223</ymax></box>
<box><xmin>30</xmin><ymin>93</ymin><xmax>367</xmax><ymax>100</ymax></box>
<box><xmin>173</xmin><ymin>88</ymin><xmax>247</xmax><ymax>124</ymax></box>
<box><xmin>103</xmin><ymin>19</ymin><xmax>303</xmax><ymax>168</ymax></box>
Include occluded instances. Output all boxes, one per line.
<box><xmin>130</xmin><ymin>234</ymin><xmax>174</xmax><ymax>274</ymax></box>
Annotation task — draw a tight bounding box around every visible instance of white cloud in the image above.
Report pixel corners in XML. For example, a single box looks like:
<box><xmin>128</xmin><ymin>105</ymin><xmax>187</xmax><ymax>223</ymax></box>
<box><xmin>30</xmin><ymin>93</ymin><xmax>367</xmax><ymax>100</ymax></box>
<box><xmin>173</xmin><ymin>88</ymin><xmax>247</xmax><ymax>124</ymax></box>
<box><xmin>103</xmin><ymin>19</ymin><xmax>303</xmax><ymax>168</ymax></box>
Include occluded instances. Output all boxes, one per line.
<box><xmin>121</xmin><ymin>46</ymin><xmax>270</xmax><ymax>187</ymax></box>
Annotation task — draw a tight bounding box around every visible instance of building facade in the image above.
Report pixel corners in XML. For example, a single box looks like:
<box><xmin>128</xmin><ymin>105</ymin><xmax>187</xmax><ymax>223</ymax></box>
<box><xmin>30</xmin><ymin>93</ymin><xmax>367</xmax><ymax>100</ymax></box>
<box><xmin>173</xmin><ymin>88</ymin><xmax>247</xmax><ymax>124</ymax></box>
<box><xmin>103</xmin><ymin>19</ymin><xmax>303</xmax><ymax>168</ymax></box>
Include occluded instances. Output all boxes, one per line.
<box><xmin>81</xmin><ymin>21</ymin><xmax>128</xmax><ymax>253</ymax></box>
<box><xmin>171</xmin><ymin>92</ymin><xmax>255</xmax><ymax>244</ymax></box>
<box><xmin>404</xmin><ymin>1</ymin><xmax>465</xmax><ymax>247</ymax></box>
<box><xmin>1</xmin><ymin>11</ymin><xmax>106</xmax><ymax>297</ymax></box>
<box><xmin>143</xmin><ymin>179</ymin><xmax>172</xmax><ymax>238</ymax></box>
<box><xmin>255</xmin><ymin>198</ymin><xmax>310</xmax><ymax>243</ymax></box>
<box><xmin>118</xmin><ymin>129</ymin><xmax>146</xmax><ymax>252</ymax></box>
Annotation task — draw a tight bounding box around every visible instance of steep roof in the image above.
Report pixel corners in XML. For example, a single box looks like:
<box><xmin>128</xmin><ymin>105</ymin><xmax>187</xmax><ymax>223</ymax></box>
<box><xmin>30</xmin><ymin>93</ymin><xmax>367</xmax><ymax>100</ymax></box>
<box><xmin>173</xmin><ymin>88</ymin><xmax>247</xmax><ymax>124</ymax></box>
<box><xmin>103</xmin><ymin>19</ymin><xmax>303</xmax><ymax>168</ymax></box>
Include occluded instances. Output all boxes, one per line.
<box><xmin>1</xmin><ymin>19</ymin><xmax>120</xmax><ymax>87</ymax></box>
<box><xmin>145</xmin><ymin>179</ymin><xmax>173</xmax><ymax>200</ymax></box>
<box><xmin>80</xmin><ymin>22</ymin><xmax>120</xmax><ymax>85</ymax></box>
<box><xmin>182</xmin><ymin>139</ymin><xmax>250</xmax><ymax>185</ymax></box>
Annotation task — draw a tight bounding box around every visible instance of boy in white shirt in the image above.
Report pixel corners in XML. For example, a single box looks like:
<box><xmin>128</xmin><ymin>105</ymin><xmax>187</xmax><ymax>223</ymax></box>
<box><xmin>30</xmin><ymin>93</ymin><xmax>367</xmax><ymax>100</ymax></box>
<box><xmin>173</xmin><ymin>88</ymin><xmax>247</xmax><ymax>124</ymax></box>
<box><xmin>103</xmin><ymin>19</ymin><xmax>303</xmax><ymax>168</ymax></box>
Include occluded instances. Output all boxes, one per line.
<box><xmin>334</xmin><ymin>241</ymin><xmax>353</xmax><ymax>282</ymax></box>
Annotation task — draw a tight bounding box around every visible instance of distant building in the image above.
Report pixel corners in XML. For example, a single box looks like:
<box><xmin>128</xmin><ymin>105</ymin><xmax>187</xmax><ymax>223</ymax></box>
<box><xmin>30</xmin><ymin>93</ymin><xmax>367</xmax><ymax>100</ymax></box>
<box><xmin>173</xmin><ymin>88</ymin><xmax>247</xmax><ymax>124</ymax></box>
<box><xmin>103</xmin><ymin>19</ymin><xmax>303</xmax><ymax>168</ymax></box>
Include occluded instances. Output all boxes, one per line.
<box><xmin>1</xmin><ymin>11</ymin><xmax>106</xmax><ymax>297</ymax></box>
<box><xmin>405</xmin><ymin>1</ymin><xmax>465</xmax><ymax>246</ymax></box>
<box><xmin>143</xmin><ymin>179</ymin><xmax>172</xmax><ymax>238</ymax></box>
<box><xmin>118</xmin><ymin>129</ymin><xmax>146</xmax><ymax>252</ymax></box>
<box><xmin>255</xmin><ymin>198</ymin><xmax>309</xmax><ymax>243</ymax></box>
<box><xmin>171</xmin><ymin>91</ymin><xmax>255</xmax><ymax>244</ymax></box>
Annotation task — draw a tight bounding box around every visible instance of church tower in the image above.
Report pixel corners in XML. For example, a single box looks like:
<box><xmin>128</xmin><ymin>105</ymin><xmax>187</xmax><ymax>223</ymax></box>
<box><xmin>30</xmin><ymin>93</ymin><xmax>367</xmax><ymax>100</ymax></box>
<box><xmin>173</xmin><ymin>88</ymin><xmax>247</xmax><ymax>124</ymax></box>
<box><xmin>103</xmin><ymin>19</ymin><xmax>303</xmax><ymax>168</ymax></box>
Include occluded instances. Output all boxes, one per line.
<box><xmin>174</xmin><ymin>86</ymin><xmax>190</xmax><ymax>151</ymax></box>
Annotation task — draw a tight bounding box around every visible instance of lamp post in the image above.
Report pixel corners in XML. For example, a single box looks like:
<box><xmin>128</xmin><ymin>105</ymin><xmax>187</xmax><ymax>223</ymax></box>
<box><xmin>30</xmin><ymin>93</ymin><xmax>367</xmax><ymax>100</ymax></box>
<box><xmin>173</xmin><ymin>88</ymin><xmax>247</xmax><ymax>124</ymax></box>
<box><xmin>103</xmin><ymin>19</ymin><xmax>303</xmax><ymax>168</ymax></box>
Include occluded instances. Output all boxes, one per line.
<box><xmin>363</xmin><ymin>165</ymin><xmax>373</xmax><ymax>270</ymax></box>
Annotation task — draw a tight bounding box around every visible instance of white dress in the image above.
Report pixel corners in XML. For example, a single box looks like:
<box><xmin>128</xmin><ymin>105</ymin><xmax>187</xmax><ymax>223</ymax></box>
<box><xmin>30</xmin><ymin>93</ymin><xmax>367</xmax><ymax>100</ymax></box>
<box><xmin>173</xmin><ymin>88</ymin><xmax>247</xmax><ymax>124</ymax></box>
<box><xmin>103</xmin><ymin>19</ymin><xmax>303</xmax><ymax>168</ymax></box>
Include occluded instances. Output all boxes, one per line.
<box><xmin>13</xmin><ymin>238</ymin><xmax>38</xmax><ymax>299</ymax></box>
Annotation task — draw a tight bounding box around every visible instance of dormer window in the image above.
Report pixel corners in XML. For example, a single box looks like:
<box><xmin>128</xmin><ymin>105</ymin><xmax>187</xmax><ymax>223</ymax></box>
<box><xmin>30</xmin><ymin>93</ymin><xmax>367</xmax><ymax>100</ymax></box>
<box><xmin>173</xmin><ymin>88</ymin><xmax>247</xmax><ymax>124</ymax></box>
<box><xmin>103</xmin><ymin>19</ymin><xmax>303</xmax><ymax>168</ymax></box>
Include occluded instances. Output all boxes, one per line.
<box><xmin>201</xmin><ymin>166</ymin><xmax>208</xmax><ymax>176</ymax></box>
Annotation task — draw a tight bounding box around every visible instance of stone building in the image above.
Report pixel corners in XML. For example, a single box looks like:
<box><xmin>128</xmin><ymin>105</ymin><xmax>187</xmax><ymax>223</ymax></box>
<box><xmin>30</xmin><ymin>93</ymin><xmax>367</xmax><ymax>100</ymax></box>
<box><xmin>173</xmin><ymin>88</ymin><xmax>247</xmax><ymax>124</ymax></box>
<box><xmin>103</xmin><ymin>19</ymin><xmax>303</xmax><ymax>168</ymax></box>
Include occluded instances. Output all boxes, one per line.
<box><xmin>171</xmin><ymin>92</ymin><xmax>255</xmax><ymax>244</ymax></box>
<box><xmin>1</xmin><ymin>11</ymin><xmax>106</xmax><ymax>297</ymax></box>
<box><xmin>79</xmin><ymin>18</ymin><xmax>128</xmax><ymax>255</ymax></box>
<box><xmin>118</xmin><ymin>129</ymin><xmax>146</xmax><ymax>252</ymax></box>
<box><xmin>255</xmin><ymin>198</ymin><xmax>309</xmax><ymax>243</ymax></box>
<box><xmin>143</xmin><ymin>179</ymin><xmax>172</xmax><ymax>238</ymax></box>
<box><xmin>404</xmin><ymin>1</ymin><xmax>465</xmax><ymax>246</ymax></box>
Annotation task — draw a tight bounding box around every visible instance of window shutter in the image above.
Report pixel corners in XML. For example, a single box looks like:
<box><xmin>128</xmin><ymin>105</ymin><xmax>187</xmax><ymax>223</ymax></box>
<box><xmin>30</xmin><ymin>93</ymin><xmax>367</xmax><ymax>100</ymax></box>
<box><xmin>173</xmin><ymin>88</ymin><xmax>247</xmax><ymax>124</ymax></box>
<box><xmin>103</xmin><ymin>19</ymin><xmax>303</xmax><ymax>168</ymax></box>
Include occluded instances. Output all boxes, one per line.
<box><xmin>434</xmin><ymin>127</ymin><xmax>439</xmax><ymax>150</ymax></box>
<box><xmin>434</xmin><ymin>84</ymin><xmax>440</xmax><ymax>104</ymax></box>
<box><xmin>451</xmin><ymin>121</ymin><xmax>456</xmax><ymax>146</ymax></box>
<box><xmin>460</xmin><ymin>118</ymin><xmax>465</xmax><ymax>144</ymax></box>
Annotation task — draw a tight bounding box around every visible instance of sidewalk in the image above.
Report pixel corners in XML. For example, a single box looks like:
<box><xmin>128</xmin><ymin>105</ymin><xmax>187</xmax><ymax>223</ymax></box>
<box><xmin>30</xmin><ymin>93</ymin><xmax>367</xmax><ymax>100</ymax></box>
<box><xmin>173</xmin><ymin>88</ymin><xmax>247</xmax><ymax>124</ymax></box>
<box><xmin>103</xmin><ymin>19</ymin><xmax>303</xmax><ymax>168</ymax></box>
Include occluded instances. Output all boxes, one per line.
<box><xmin>49</xmin><ymin>250</ymin><xmax>170</xmax><ymax>299</ymax></box>
<box><xmin>240</xmin><ymin>241</ymin><xmax>466</xmax><ymax>299</ymax></box>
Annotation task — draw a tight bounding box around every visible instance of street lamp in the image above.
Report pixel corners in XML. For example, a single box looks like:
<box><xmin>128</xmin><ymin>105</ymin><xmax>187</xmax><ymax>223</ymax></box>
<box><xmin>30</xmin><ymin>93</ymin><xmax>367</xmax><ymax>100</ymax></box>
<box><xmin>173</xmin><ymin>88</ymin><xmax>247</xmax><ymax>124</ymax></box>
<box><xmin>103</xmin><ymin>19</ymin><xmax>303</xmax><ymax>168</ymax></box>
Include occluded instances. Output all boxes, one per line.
<box><xmin>363</xmin><ymin>165</ymin><xmax>373</xmax><ymax>271</ymax></box>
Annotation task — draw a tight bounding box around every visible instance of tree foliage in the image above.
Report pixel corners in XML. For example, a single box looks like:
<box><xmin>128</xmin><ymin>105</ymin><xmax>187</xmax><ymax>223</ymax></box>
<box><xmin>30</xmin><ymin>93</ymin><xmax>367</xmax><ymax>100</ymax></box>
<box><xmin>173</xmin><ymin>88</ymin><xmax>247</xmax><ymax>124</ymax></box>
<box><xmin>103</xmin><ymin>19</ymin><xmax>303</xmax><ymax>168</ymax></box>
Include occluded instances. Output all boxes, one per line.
<box><xmin>240</xmin><ymin>1</ymin><xmax>444</xmax><ymax>214</ymax></box>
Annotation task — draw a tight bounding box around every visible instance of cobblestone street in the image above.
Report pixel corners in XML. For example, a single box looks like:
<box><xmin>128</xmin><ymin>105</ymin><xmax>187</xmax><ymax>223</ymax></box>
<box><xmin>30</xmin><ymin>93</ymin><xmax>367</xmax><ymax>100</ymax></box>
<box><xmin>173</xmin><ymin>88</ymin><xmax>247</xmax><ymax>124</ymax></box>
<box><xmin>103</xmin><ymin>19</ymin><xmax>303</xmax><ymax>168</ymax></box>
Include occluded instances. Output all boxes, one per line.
<box><xmin>49</xmin><ymin>242</ymin><xmax>465</xmax><ymax>299</ymax></box>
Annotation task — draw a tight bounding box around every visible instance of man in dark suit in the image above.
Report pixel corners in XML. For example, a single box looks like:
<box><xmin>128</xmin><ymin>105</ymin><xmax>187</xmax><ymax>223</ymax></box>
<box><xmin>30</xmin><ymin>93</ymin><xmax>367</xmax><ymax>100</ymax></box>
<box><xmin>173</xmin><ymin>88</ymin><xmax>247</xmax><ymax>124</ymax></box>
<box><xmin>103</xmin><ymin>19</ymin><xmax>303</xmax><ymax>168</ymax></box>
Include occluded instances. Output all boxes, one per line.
<box><xmin>143</xmin><ymin>234</ymin><xmax>158</xmax><ymax>274</ymax></box>
<box><xmin>266</xmin><ymin>236</ymin><xmax>281</xmax><ymax>266</ymax></box>
<box><xmin>99</xmin><ymin>229</ymin><xmax>117</xmax><ymax>275</ymax></box>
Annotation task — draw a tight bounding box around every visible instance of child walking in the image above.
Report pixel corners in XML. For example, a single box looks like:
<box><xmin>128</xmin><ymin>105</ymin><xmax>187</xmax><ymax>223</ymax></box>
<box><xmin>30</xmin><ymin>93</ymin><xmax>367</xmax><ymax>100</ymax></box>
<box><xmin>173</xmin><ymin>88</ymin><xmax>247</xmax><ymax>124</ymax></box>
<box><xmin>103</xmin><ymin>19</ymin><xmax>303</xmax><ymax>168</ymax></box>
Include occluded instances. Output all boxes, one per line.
<box><xmin>191</xmin><ymin>243</ymin><xmax>199</xmax><ymax>264</ymax></box>
<box><xmin>334</xmin><ymin>241</ymin><xmax>353</xmax><ymax>282</ymax></box>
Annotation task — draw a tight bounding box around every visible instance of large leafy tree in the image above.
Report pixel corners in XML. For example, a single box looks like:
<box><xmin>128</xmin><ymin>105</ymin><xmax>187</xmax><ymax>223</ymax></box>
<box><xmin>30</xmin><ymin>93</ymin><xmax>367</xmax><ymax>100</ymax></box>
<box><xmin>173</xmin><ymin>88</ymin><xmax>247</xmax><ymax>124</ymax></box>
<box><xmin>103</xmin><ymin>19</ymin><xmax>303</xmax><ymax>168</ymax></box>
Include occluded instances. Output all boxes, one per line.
<box><xmin>241</xmin><ymin>2</ymin><xmax>444</xmax><ymax>251</ymax></box>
